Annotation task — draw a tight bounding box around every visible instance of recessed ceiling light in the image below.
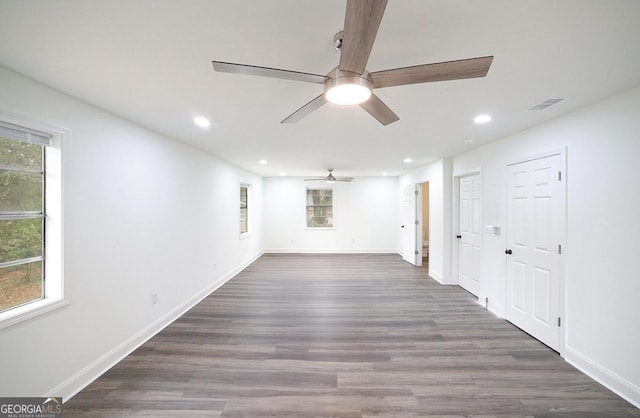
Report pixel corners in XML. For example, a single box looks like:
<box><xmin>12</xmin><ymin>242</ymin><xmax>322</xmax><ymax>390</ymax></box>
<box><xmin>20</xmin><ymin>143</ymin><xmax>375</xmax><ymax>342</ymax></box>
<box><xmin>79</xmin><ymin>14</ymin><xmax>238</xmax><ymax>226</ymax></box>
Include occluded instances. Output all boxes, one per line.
<box><xmin>473</xmin><ymin>114</ymin><xmax>492</xmax><ymax>124</ymax></box>
<box><xmin>381</xmin><ymin>172</ymin><xmax>388</xmax><ymax>176</ymax></box>
<box><xmin>193</xmin><ymin>117</ymin><xmax>211</xmax><ymax>128</ymax></box>
<box><xmin>403</xmin><ymin>158</ymin><xmax>413</xmax><ymax>163</ymax></box>
<box><xmin>279</xmin><ymin>172</ymin><xmax>286</xmax><ymax>176</ymax></box>
<box><xmin>259</xmin><ymin>160</ymin><xmax>268</xmax><ymax>165</ymax></box>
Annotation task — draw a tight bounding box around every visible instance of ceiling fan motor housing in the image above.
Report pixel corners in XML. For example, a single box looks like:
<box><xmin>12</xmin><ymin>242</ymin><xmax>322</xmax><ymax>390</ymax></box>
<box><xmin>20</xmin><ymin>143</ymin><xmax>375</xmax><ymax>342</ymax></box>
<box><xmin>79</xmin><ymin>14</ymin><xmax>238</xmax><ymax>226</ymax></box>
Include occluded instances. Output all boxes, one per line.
<box><xmin>326</xmin><ymin>66</ymin><xmax>371</xmax><ymax>84</ymax></box>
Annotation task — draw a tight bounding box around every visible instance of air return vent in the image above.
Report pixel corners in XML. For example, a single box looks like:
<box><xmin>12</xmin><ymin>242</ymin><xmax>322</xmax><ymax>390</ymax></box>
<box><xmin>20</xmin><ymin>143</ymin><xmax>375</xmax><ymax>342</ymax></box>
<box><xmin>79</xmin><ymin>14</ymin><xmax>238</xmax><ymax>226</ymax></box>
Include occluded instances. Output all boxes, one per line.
<box><xmin>528</xmin><ymin>98</ymin><xmax>564</xmax><ymax>111</ymax></box>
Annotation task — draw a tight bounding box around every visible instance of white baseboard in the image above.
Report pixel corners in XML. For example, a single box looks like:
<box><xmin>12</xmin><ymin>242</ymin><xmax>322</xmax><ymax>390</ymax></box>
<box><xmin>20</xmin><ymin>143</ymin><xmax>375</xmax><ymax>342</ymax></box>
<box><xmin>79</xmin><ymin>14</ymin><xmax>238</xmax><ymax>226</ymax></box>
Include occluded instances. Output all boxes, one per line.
<box><xmin>487</xmin><ymin>304</ymin><xmax>504</xmax><ymax>319</ymax></box>
<box><xmin>263</xmin><ymin>248</ymin><xmax>398</xmax><ymax>254</ymax></box>
<box><xmin>49</xmin><ymin>251</ymin><xmax>264</xmax><ymax>402</ymax></box>
<box><xmin>474</xmin><ymin>296</ymin><xmax>504</xmax><ymax>319</ymax></box>
<box><xmin>429</xmin><ymin>270</ymin><xmax>444</xmax><ymax>284</ymax></box>
<box><xmin>565</xmin><ymin>346</ymin><xmax>640</xmax><ymax>408</ymax></box>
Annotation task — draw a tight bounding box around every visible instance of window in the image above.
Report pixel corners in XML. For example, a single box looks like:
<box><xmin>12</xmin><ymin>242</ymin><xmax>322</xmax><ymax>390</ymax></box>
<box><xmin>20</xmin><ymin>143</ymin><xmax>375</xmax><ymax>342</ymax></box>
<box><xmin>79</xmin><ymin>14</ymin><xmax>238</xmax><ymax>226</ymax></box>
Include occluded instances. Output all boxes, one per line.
<box><xmin>0</xmin><ymin>122</ymin><xmax>50</xmax><ymax>313</ymax></box>
<box><xmin>306</xmin><ymin>188</ymin><xmax>333</xmax><ymax>228</ymax></box>
<box><xmin>240</xmin><ymin>184</ymin><xmax>249</xmax><ymax>235</ymax></box>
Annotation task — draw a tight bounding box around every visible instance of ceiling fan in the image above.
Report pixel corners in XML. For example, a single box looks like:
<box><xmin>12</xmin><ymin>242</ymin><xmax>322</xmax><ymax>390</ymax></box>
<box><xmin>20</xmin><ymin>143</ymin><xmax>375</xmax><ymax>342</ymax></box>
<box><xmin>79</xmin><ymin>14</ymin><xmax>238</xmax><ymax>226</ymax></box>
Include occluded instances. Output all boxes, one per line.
<box><xmin>304</xmin><ymin>169</ymin><xmax>353</xmax><ymax>183</ymax></box>
<box><xmin>211</xmin><ymin>0</ymin><xmax>493</xmax><ymax>126</ymax></box>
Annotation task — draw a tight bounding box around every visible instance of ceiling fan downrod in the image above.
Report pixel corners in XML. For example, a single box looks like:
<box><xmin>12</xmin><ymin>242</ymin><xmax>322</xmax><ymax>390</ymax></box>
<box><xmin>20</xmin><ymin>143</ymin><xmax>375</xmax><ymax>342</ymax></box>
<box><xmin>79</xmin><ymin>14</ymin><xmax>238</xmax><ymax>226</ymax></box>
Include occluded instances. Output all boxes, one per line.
<box><xmin>334</xmin><ymin>30</ymin><xmax>344</xmax><ymax>51</ymax></box>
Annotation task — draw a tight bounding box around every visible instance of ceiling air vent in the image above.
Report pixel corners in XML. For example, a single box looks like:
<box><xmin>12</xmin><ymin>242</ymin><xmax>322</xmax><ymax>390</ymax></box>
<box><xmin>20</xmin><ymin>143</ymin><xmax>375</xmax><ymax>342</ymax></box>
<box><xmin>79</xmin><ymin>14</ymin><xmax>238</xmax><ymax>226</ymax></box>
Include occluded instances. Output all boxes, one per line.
<box><xmin>528</xmin><ymin>98</ymin><xmax>564</xmax><ymax>111</ymax></box>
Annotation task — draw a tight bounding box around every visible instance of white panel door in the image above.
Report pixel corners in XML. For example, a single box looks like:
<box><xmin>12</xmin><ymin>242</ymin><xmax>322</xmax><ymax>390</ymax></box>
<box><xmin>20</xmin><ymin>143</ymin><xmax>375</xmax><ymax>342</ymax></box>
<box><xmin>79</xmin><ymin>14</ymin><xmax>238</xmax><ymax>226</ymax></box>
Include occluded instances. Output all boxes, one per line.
<box><xmin>506</xmin><ymin>154</ymin><xmax>562</xmax><ymax>351</ymax></box>
<box><xmin>401</xmin><ymin>184</ymin><xmax>421</xmax><ymax>266</ymax></box>
<box><xmin>458</xmin><ymin>174</ymin><xmax>482</xmax><ymax>296</ymax></box>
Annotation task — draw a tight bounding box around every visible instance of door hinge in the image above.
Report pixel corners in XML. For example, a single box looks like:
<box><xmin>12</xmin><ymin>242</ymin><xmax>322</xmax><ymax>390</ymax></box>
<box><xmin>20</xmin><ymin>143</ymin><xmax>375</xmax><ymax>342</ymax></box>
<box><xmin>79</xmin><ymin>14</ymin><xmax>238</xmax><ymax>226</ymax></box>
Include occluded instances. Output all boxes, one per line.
<box><xmin>415</xmin><ymin>250</ymin><xmax>419</xmax><ymax>255</ymax></box>
<box><xmin>415</xmin><ymin>190</ymin><xmax>419</xmax><ymax>195</ymax></box>
<box><xmin>557</xmin><ymin>317</ymin><xmax>561</xmax><ymax>327</ymax></box>
<box><xmin>415</xmin><ymin>220</ymin><xmax>419</xmax><ymax>225</ymax></box>
<box><xmin>558</xmin><ymin>244</ymin><xmax>562</xmax><ymax>254</ymax></box>
<box><xmin>558</xmin><ymin>171</ymin><xmax>562</xmax><ymax>181</ymax></box>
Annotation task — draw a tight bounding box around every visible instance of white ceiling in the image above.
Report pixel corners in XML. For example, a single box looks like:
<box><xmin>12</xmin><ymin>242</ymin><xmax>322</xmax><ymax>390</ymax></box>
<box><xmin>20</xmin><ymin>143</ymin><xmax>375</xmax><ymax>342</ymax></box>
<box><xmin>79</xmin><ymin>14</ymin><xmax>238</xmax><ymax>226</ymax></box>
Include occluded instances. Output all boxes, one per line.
<box><xmin>1</xmin><ymin>0</ymin><xmax>640</xmax><ymax>177</ymax></box>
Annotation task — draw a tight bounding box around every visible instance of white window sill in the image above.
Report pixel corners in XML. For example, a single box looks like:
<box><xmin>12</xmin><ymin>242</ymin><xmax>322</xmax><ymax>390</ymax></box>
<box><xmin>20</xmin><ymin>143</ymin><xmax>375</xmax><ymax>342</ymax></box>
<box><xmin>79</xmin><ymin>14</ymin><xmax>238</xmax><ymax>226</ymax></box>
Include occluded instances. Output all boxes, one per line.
<box><xmin>240</xmin><ymin>231</ymin><xmax>253</xmax><ymax>240</ymax></box>
<box><xmin>305</xmin><ymin>227</ymin><xmax>336</xmax><ymax>230</ymax></box>
<box><xmin>0</xmin><ymin>298</ymin><xmax>69</xmax><ymax>331</ymax></box>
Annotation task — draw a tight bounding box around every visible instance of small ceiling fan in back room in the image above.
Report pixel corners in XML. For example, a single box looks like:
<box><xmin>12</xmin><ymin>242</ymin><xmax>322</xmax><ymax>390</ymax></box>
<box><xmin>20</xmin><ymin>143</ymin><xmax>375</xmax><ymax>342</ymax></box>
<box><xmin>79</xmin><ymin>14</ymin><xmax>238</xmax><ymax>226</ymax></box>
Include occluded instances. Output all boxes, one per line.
<box><xmin>304</xmin><ymin>169</ymin><xmax>354</xmax><ymax>183</ymax></box>
<box><xmin>212</xmin><ymin>0</ymin><xmax>493</xmax><ymax>126</ymax></box>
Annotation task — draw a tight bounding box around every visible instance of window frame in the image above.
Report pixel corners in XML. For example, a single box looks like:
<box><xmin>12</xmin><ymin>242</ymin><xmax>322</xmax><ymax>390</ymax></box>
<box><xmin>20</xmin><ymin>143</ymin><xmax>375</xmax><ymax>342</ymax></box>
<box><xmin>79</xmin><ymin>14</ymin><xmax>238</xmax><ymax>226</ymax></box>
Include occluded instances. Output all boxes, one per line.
<box><xmin>0</xmin><ymin>118</ymin><xmax>67</xmax><ymax>330</ymax></box>
<box><xmin>305</xmin><ymin>187</ymin><xmax>335</xmax><ymax>229</ymax></box>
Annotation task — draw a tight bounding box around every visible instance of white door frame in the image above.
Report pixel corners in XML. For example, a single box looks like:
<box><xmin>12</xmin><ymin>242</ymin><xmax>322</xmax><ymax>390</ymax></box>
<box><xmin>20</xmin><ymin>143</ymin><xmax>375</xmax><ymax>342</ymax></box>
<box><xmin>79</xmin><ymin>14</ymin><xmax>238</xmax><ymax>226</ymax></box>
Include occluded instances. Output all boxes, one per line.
<box><xmin>505</xmin><ymin>148</ymin><xmax>567</xmax><ymax>356</ymax></box>
<box><xmin>452</xmin><ymin>168</ymin><xmax>483</xmax><ymax>292</ymax></box>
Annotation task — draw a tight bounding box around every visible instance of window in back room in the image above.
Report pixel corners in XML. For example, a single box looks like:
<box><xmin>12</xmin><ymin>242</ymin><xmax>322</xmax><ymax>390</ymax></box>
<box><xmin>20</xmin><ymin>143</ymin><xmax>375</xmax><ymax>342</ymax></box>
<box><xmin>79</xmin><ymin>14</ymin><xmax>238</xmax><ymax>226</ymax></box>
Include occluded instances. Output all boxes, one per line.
<box><xmin>306</xmin><ymin>188</ymin><xmax>333</xmax><ymax>228</ymax></box>
<box><xmin>240</xmin><ymin>184</ymin><xmax>250</xmax><ymax>235</ymax></box>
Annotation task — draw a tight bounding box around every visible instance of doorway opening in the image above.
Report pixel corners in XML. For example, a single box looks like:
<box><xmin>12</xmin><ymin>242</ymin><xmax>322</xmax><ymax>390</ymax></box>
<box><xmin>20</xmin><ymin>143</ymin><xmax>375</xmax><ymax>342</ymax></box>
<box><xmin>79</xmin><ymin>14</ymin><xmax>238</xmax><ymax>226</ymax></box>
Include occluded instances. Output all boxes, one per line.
<box><xmin>420</xmin><ymin>181</ymin><xmax>429</xmax><ymax>268</ymax></box>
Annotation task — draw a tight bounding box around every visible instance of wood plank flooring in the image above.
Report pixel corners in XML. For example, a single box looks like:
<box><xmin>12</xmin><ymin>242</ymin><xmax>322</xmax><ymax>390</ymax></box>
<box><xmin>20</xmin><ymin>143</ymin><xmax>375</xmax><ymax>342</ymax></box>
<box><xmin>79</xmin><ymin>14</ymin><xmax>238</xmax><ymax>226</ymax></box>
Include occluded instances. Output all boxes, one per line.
<box><xmin>64</xmin><ymin>254</ymin><xmax>640</xmax><ymax>417</ymax></box>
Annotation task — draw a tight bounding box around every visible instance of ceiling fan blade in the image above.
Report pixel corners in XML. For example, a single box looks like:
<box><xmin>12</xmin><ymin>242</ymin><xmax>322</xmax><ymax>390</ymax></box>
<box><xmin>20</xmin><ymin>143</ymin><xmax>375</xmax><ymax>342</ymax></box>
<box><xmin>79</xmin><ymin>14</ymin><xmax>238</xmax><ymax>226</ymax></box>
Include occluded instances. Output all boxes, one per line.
<box><xmin>212</xmin><ymin>61</ymin><xmax>327</xmax><ymax>84</ymax></box>
<box><xmin>335</xmin><ymin>177</ymin><xmax>354</xmax><ymax>182</ymax></box>
<box><xmin>370</xmin><ymin>56</ymin><xmax>494</xmax><ymax>89</ymax></box>
<box><xmin>281</xmin><ymin>94</ymin><xmax>328</xmax><ymax>123</ymax></box>
<box><xmin>339</xmin><ymin>0</ymin><xmax>388</xmax><ymax>74</ymax></box>
<box><xmin>304</xmin><ymin>178</ymin><xmax>326</xmax><ymax>181</ymax></box>
<box><xmin>359</xmin><ymin>92</ymin><xmax>399</xmax><ymax>126</ymax></box>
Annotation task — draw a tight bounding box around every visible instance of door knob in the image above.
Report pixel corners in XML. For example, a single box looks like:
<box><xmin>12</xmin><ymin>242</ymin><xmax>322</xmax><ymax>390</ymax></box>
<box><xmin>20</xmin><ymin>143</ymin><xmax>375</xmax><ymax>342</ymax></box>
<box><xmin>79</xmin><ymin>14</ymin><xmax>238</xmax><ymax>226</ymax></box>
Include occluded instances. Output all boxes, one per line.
<box><xmin>400</xmin><ymin>225</ymin><xmax>405</xmax><ymax>228</ymax></box>
<box><xmin>505</xmin><ymin>249</ymin><xmax>513</xmax><ymax>255</ymax></box>
<box><xmin>456</xmin><ymin>235</ymin><xmax>462</xmax><ymax>239</ymax></box>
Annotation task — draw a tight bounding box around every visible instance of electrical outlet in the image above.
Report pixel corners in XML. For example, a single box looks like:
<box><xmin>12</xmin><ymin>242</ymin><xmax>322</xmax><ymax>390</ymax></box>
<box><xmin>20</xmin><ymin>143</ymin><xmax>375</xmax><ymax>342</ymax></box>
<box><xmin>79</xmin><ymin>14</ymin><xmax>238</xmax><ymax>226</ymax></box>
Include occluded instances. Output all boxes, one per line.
<box><xmin>151</xmin><ymin>292</ymin><xmax>158</xmax><ymax>305</ymax></box>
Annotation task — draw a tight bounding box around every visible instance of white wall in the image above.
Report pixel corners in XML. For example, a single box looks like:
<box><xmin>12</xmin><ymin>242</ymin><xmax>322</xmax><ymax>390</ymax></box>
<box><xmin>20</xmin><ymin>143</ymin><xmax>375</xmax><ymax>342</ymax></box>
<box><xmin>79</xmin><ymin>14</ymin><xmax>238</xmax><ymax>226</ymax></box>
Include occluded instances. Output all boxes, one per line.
<box><xmin>263</xmin><ymin>176</ymin><xmax>397</xmax><ymax>253</ymax></box>
<box><xmin>0</xmin><ymin>66</ymin><xmax>263</xmax><ymax>399</ymax></box>
<box><xmin>452</xmin><ymin>85</ymin><xmax>640</xmax><ymax>406</ymax></box>
<box><xmin>399</xmin><ymin>159</ymin><xmax>453</xmax><ymax>283</ymax></box>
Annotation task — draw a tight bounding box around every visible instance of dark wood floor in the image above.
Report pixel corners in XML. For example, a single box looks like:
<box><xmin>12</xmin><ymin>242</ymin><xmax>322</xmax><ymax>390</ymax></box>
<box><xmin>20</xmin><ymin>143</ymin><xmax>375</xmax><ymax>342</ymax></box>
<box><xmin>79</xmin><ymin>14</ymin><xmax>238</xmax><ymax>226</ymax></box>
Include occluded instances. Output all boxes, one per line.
<box><xmin>65</xmin><ymin>254</ymin><xmax>639</xmax><ymax>417</ymax></box>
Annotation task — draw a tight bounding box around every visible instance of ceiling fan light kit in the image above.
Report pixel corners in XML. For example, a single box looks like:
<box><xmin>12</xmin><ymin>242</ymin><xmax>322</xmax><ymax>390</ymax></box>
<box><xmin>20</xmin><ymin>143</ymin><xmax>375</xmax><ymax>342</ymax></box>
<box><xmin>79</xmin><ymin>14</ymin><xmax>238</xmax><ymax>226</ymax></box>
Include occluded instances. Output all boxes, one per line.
<box><xmin>324</xmin><ymin>68</ymin><xmax>372</xmax><ymax>105</ymax></box>
<box><xmin>211</xmin><ymin>0</ymin><xmax>493</xmax><ymax>125</ymax></box>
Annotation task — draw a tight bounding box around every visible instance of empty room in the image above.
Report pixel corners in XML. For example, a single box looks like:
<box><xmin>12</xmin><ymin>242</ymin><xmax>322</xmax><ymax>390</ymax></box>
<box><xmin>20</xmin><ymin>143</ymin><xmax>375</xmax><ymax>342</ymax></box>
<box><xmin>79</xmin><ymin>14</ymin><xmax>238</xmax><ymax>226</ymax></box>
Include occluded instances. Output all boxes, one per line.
<box><xmin>0</xmin><ymin>1</ymin><xmax>639</xmax><ymax>417</ymax></box>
